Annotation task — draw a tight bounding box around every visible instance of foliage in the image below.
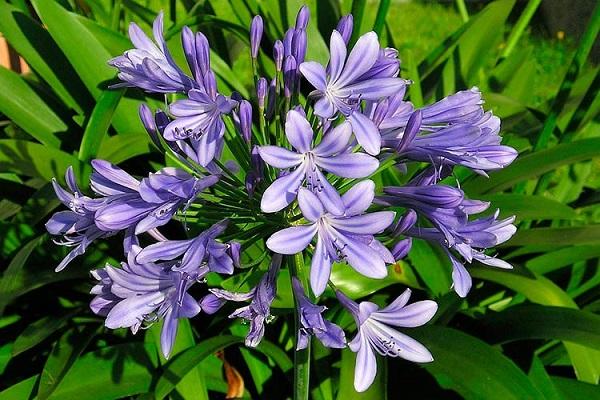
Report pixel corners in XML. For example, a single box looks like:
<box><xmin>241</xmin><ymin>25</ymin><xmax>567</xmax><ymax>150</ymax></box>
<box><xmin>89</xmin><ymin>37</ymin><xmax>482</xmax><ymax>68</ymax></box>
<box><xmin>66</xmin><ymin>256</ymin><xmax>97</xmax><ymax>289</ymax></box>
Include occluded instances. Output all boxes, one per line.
<box><xmin>0</xmin><ymin>0</ymin><xmax>599</xmax><ymax>399</ymax></box>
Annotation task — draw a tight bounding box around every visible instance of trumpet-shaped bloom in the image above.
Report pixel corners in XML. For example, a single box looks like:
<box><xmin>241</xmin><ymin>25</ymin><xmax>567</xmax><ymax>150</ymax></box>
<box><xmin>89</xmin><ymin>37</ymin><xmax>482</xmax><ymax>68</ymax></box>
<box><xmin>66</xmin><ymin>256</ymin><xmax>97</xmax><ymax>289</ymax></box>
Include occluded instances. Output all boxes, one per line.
<box><xmin>259</xmin><ymin>110</ymin><xmax>379</xmax><ymax>213</ymax></box>
<box><xmin>136</xmin><ymin>220</ymin><xmax>239</xmax><ymax>275</ymax></box>
<box><xmin>90</xmin><ymin>245</ymin><xmax>204</xmax><ymax>358</ymax></box>
<box><xmin>299</xmin><ymin>31</ymin><xmax>407</xmax><ymax>155</ymax></box>
<box><xmin>267</xmin><ymin>182</ymin><xmax>395</xmax><ymax>296</ymax></box>
<box><xmin>109</xmin><ymin>12</ymin><xmax>195</xmax><ymax>93</ymax></box>
<box><xmin>337</xmin><ymin>289</ymin><xmax>437</xmax><ymax>392</ymax></box>
<box><xmin>291</xmin><ymin>277</ymin><xmax>346</xmax><ymax>349</ymax></box>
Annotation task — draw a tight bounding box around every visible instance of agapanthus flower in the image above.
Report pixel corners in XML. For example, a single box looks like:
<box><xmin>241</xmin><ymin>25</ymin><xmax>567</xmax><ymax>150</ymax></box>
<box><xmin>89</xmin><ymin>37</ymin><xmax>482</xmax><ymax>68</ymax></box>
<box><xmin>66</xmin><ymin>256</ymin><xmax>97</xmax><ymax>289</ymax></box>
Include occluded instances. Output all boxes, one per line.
<box><xmin>337</xmin><ymin>289</ymin><xmax>437</xmax><ymax>392</ymax></box>
<box><xmin>163</xmin><ymin>73</ymin><xmax>237</xmax><ymax>167</ymax></box>
<box><xmin>211</xmin><ymin>255</ymin><xmax>282</xmax><ymax>347</ymax></box>
<box><xmin>299</xmin><ymin>31</ymin><xmax>407</xmax><ymax>155</ymax></box>
<box><xmin>267</xmin><ymin>182</ymin><xmax>395</xmax><ymax>295</ymax></box>
<box><xmin>259</xmin><ymin>109</ymin><xmax>379</xmax><ymax>213</ymax></box>
<box><xmin>109</xmin><ymin>12</ymin><xmax>195</xmax><ymax>93</ymax></box>
<box><xmin>90</xmin><ymin>245</ymin><xmax>204</xmax><ymax>358</ymax></box>
<box><xmin>93</xmin><ymin>162</ymin><xmax>218</xmax><ymax>234</ymax></box>
<box><xmin>291</xmin><ymin>277</ymin><xmax>346</xmax><ymax>349</ymax></box>
<box><xmin>136</xmin><ymin>220</ymin><xmax>240</xmax><ymax>275</ymax></box>
<box><xmin>46</xmin><ymin>167</ymin><xmax>109</xmax><ymax>271</ymax></box>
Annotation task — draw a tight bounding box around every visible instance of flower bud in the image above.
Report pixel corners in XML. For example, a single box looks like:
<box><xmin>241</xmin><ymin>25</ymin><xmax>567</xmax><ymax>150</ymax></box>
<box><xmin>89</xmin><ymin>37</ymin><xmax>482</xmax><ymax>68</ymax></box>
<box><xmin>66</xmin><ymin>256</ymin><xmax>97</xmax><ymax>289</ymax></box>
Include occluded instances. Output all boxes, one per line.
<box><xmin>239</xmin><ymin>100</ymin><xmax>252</xmax><ymax>143</ymax></box>
<box><xmin>336</xmin><ymin>15</ymin><xmax>353</xmax><ymax>45</ymax></box>
<box><xmin>392</xmin><ymin>238</ymin><xmax>412</xmax><ymax>261</ymax></box>
<box><xmin>257</xmin><ymin>77</ymin><xmax>267</xmax><ymax>109</ymax></box>
<box><xmin>250</xmin><ymin>15</ymin><xmax>263</xmax><ymax>59</ymax></box>
<box><xmin>283</xmin><ymin>55</ymin><xmax>297</xmax><ymax>98</ymax></box>
<box><xmin>295</xmin><ymin>5</ymin><xmax>310</xmax><ymax>30</ymax></box>
<box><xmin>273</xmin><ymin>40</ymin><xmax>284</xmax><ymax>71</ymax></box>
<box><xmin>291</xmin><ymin>29</ymin><xmax>307</xmax><ymax>65</ymax></box>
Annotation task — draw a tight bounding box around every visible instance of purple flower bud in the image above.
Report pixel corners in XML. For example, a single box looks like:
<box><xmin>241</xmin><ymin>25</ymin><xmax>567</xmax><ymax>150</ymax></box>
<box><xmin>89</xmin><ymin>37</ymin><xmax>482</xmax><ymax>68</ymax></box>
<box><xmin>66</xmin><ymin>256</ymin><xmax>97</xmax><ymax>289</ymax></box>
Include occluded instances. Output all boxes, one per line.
<box><xmin>250</xmin><ymin>15</ymin><xmax>263</xmax><ymax>59</ymax></box>
<box><xmin>393</xmin><ymin>209</ymin><xmax>418</xmax><ymax>236</ymax></box>
<box><xmin>291</xmin><ymin>29</ymin><xmax>307</xmax><ymax>65</ymax></box>
<box><xmin>139</xmin><ymin>104</ymin><xmax>163</xmax><ymax>150</ymax></box>
<box><xmin>239</xmin><ymin>100</ymin><xmax>252</xmax><ymax>143</ymax></box>
<box><xmin>396</xmin><ymin>110</ymin><xmax>422</xmax><ymax>154</ymax></box>
<box><xmin>199</xmin><ymin>293</ymin><xmax>226</xmax><ymax>315</ymax></box>
<box><xmin>283</xmin><ymin>55</ymin><xmax>297</xmax><ymax>98</ymax></box>
<box><xmin>283</xmin><ymin>28</ymin><xmax>294</xmax><ymax>57</ymax></box>
<box><xmin>391</xmin><ymin>238</ymin><xmax>412</xmax><ymax>261</ymax></box>
<box><xmin>257</xmin><ymin>77</ymin><xmax>267</xmax><ymax>109</ymax></box>
<box><xmin>228</xmin><ymin>241</ymin><xmax>241</xmax><ymax>267</ymax></box>
<box><xmin>336</xmin><ymin>15</ymin><xmax>353</xmax><ymax>44</ymax></box>
<box><xmin>295</xmin><ymin>5</ymin><xmax>310</xmax><ymax>30</ymax></box>
<box><xmin>266</xmin><ymin>77</ymin><xmax>277</xmax><ymax>118</ymax></box>
<box><xmin>273</xmin><ymin>40</ymin><xmax>284</xmax><ymax>71</ymax></box>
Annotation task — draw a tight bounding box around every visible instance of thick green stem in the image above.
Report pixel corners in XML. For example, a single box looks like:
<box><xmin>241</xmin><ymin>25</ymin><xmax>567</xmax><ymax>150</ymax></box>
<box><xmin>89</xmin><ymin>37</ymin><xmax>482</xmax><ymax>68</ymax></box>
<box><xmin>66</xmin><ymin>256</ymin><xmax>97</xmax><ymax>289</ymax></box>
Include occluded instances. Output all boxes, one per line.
<box><xmin>290</xmin><ymin>253</ymin><xmax>311</xmax><ymax>400</ymax></box>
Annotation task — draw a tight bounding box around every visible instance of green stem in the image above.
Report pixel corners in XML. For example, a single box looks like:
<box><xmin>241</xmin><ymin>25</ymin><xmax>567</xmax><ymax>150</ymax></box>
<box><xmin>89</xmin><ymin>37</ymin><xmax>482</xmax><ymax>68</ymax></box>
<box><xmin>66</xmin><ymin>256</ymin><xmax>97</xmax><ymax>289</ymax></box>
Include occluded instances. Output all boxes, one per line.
<box><xmin>290</xmin><ymin>253</ymin><xmax>311</xmax><ymax>400</ymax></box>
<box><xmin>455</xmin><ymin>0</ymin><xmax>469</xmax><ymax>23</ymax></box>
<box><xmin>500</xmin><ymin>0</ymin><xmax>541</xmax><ymax>60</ymax></box>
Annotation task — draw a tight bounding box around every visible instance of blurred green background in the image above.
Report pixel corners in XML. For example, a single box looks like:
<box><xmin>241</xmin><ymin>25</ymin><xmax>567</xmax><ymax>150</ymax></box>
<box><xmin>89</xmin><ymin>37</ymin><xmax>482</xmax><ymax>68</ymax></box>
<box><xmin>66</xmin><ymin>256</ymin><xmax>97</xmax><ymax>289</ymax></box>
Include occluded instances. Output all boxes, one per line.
<box><xmin>0</xmin><ymin>1</ymin><xmax>599</xmax><ymax>399</ymax></box>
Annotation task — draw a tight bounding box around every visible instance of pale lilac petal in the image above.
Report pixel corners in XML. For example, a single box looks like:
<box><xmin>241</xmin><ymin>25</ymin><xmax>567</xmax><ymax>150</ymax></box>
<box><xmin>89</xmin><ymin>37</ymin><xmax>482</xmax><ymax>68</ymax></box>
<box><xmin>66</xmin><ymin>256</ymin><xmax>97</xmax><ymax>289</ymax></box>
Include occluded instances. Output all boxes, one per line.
<box><xmin>330</xmin><ymin>211</ymin><xmax>395</xmax><ymax>234</ymax></box>
<box><xmin>450</xmin><ymin>255</ymin><xmax>472</xmax><ymax>298</ymax></box>
<box><xmin>105</xmin><ymin>291</ymin><xmax>164</xmax><ymax>329</ymax></box>
<box><xmin>160</xmin><ymin>309</ymin><xmax>178</xmax><ymax>358</ymax></box>
<box><xmin>342</xmin><ymin>180</ymin><xmax>375</xmax><ymax>216</ymax></box>
<box><xmin>315</xmin><ymin>153</ymin><xmax>379</xmax><ymax>178</ymax></box>
<box><xmin>338</xmin><ymin>78</ymin><xmax>406</xmax><ymax>100</ymax></box>
<box><xmin>298</xmin><ymin>187</ymin><xmax>325</xmax><ymax>222</ymax></box>
<box><xmin>260</xmin><ymin>165</ymin><xmax>305</xmax><ymax>213</ymax></box>
<box><xmin>314</xmin><ymin>97</ymin><xmax>336</xmax><ymax>119</ymax></box>
<box><xmin>335</xmin><ymin>233</ymin><xmax>388</xmax><ymax>278</ymax></box>
<box><xmin>299</xmin><ymin>61</ymin><xmax>327</xmax><ymax>91</ymax></box>
<box><xmin>136</xmin><ymin>239</ymin><xmax>192</xmax><ymax>263</ymax></box>
<box><xmin>317</xmin><ymin>320</ymin><xmax>347</xmax><ymax>348</ymax></box>
<box><xmin>266</xmin><ymin>225</ymin><xmax>317</xmax><ymax>254</ymax></box>
<box><xmin>348</xmin><ymin>112</ymin><xmax>381</xmax><ymax>155</ymax></box>
<box><xmin>329</xmin><ymin>31</ymin><xmax>347</xmax><ymax>83</ymax></box>
<box><xmin>336</xmin><ymin>32</ymin><xmax>379</xmax><ymax>88</ymax></box>
<box><xmin>285</xmin><ymin>110</ymin><xmax>314</xmax><ymax>153</ymax></box>
<box><xmin>373</xmin><ymin>300</ymin><xmax>437</xmax><ymax>327</ymax></box>
<box><xmin>258</xmin><ymin>146</ymin><xmax>303</xmax><ymax>168</ymax></box>
<box><xmin>310</xmin><ymin>235</ymin><xmax>332</xmax><ymax>296</ymax></box>
<box><xmin>378</xmin><ymin>325</ymin><xmax>434</xmax><ymax>363</ymax></box>
<box><xmin>313</xmin><ymin>122</ymin><xmax>352</xmax><ymax>157</ymax></box>
<box><xmin>353</xmin><ymin>334</ymin><xmax>377</xmax><ymax>392</ymax></box>
<box><xmin>180</xmin><ymin>293</ymin><xmax>202</xmax><ymax>318</ymax></box>
<box><xmin>314</xmin><ymin>170</ymin><xmax>345</xmax><ymax>216</ymax></box>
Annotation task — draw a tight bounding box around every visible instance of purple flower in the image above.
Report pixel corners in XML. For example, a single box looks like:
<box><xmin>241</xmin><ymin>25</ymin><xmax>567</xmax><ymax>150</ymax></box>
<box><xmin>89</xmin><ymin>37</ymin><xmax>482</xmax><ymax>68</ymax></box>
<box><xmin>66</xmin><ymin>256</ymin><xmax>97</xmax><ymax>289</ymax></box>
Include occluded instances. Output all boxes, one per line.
<box><xmin>109</xmin><ymin>12</ymin><xmax>195</xmax><ymax>93</ymax></box>
<box><xmin>335</xmin><ymin>15</ymin><xmax>353</xmax><ymax>44</ymax></box>
<box><xmin>283</xmin><ymin>55</ymin><xmax>297</xmax><ymax>98</ymax></box>
<box><xmin>337</xmin><ymin>289</ymin><xmax>437</xmax><ymax>392</ymax></box>
<box><xmin>93</xmin><ymin>162</ymin><xmax>218</xmax><ymax>234</ymax></box>
<box><xmin>46</xmin><ymin>167</ymin><xmax>109</xmax><ymax>271</ymax></box>
<box><xmin>90</xmin><ymin>245</ymin><xmax>204</xmax><ymax>358</ymax></box>
<box><xmin>211</xmin><ymin>255</ymin><xmax>282</xmax><ymax>347</ymax></box>
<box><xmin>258</xmin><ymin>109</ymin><xmax>379</xmax><ymax>213</ymax></box>
<box><xmin>237</xmin><ymin>100</ymin><xmax>253</xmax><ymax>143</ymax></box>
<box><xmin>163</xmin><ymin>74</ymin><xmax>237</xmax><ymax>166</ymax></box>
<box><xmin>299</xmin><ymin>31</ymin><xmax>407</xmax><ymax>155</ymax></box>
<box><xmin>181</xmin><ymin>27</ymin><xmax>211</xmax><ymax>86</ymax></box>
<box><xmin>295</xmin><ymin>5</ymin><xmax>310</xmax><ymax>30</ymax></box>
<box><xmin>291</xmin><ymin>277</ymin><xmax>346</xmax><ymax>350</ymax></box>
<box><xmin>250</xmin><ymin>15</ymin><xmax>263</xmax><ymax>59</ymax></box>
<box><xmin>273</xmin><ymin>40</ymin><xmax>284</xmax><ymax>71</ymax></box>
<box><xmin>136</xmin><ymin>220</ymin><xmax>239</xmax><ymax>275</ymax></box>
<box><xmin>267</xmin><ymin>182</ymin><xmax>395</xmax><ymax>296</ymax></box>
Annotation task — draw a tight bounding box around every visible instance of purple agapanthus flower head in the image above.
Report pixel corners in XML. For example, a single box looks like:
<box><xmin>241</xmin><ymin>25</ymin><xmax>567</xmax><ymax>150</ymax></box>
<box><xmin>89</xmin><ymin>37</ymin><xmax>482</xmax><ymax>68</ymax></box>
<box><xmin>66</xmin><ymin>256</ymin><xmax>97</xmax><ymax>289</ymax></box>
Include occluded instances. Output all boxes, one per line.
<box><xmin>109</xmin><ymin>12</ymin><xmax>195</xmax><ymax>93</ymax></box>
<box><xmin>267</xmin><ymin>181</ymin><xmax>395</xmax><ymax>296</ymax></box>
<box><xmin>337</xmin><ymin>289</ymin><xmax>437</xmax><ymax>392</ymax></box>
<box><xmin>136</xmin><ymin>219</ymin><xmax>239</xmax><ymax>275</ymax></box>
<box><xmin>90</xmin><ymin>245</ymin><xmax>204</xmax><ymax>358</ymax></box>
<box><xmin>258</xmin><ymin>109</ymin><xmax>379</xmax><ymax>213</ymax></box>
<box><xmin>211</xmin><ymin>254</ymin><xmax>282</xmax><ymax>347</ymax></box>
<box><xmin>93</xmin><ymin>161</ymin><xmax>218</xmax><ymax>234</ymax></box>
<box><xmin>291</xmin><ymin>277</ymin><xmax>346</xmax><ymax>350</ymax></box>
<box><xmin>299</xmin><ymin>31</ymin><xmax>408</xmax><ymax>155</ymax></box>
<box><xmin>46</xmin><ymin>167</ymin><xmax>110</xmax><ymax>271</ymax></box>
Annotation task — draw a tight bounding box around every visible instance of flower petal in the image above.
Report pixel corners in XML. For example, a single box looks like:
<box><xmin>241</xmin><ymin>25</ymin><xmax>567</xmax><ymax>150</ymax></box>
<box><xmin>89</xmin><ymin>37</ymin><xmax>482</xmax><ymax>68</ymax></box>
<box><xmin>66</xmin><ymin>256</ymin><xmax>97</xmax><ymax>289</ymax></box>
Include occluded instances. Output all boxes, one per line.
<box><xmin>338</xmin><ymin>78</ymin><xmax>406</xmax><ymax>100</ymax></box>
<box><xmin>353</xmin><ymin>334</ymin><xmax>378</xmax><ymax>392</ymax></box>
<box><xmin>314</xmin><ymin>97</ymin><xmax>336</xmax><ymax>119</ymax></box>
<box><xmin>260</xmin><ymin>165</ymin><xmax>305</xmax><ymax>213</ymax></box>
<box><xmin>298</xmin><ymin>187</ymin><xmax>325</xmax><ymax>222</ymax></box>
<box><xmin>315</xmin><ymin>152</ymin><xmax>379</xmax><ymax>178</ymax></box>
<box><xmin>336</xmin><ymin>31</ymin><xmax>379</xmax><ymax>88</ymax></box>
<box><xmin>266</xmin><ymin>225</ymin><xmax>317</xmax><ymax>254</ymax></box>
<box><xmin>374</xmin><ymin>300</ymin><xmax>437</xmax><ymax>327</ymax></box>
<box><xmin>136</xmin><ymin>239</ymin><xmax>192</xmax><ymax>263</ymax></box>
<box><xmin>329</xmin><ymin>211</ymin><xmax>395</xmax><ymax>234</ymax></box>
<box><xmin>160</xmin><ymin>309</ymin><xmax>178</xmax><ymax>358</ymax></box>
<box><xmin>328</xmin><ymin>30</ymin><xmax>347</xmax><ymax>83</ymax></box>
<box><xmin>285</xmin><ymin>110</ymin><xmax>314</xmax><ymax>153</ymax></box>
<box><xmin>347</xmin><ymin>112</ymin><xmax>381</xmax><ymax>155</ymax></box>
<box><xmin>310</xmin><ymin>235</ymin><xmax>332</xmax><ymax>296</ymax></box>
<box><xmin>258</xmin><ymin>146</ymin><xmax>303</xmax><ymax>168</ymax></box>
<box><xmin>105</xmin><ymin>291</ymin><xmax>164</xmax><ymax>329</ymax></box>
<box><xmin>299</xmin><ymin>61</ymin><xmax>327</xmax><ymax>91</ymax></box>
<box><xmin>313</xmin><ymin>122</ymin><xmax>352</xmax><ymax>157</ymax></box>
<box><xmin>342</xmin><ymin>180</ymin><xmax>375</xmax><ymax>216</ymax></box>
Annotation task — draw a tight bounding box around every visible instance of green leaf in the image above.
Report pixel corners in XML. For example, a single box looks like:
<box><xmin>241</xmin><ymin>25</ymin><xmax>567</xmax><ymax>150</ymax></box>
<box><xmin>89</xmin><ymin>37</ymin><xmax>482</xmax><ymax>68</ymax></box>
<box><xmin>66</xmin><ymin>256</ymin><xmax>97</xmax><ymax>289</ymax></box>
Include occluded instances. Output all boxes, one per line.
<box><xmin>32</xmin><ymin>0</ymin><xmax>140</xmax><ymax>135</ymax></box>
<box><xmin>528</xmin><ymin>356</ymin><xmax>565</xmax><ymax>400</ymax></box>
<box><xmin>79</xmin><ymin>89</ymin><xmax>125</xmax><ymax>163</ymax></box>
<box><xmin>0</xmin><ymin>376</ymin><xmax>37</xmax><ymax>400</ymax></box>
<box><xmin>410</xmin><ymin>326</ymin><xmax>543</xmax><ymax>399</ymax></box>
<box><xmin>482</xmin><ymin>304</ymin><xmax>600</xmax><ymax>350</ymax></box>
<box><xmin>337</xmin><ymin>348</ymin><xmax>386</xmax><ymax>400</ymax></box>
<box><xmin>96</xmin><ymin>132</ymin><xmax>153</xmax><ymax>164</ymax></box>
<box><xmin>38</xmin><ymin>325</ymin><xmax>98</xmax><ymax>400</ymax></box>
<box><xmin>154</xmin><ymin>335</ymin><xmax>243</xmax><ymax>399</ymax></box>
<box><xmin>477</xmin><ymin>194</ymin><xmax>578</xmax><ymax>221</ymax></box>
<box><xmin>0</xmin><ymin>2</ymin><xmax>87</xmax><ymax>114</ymax></box>
<box><xmin>503</xmin><ymin>226</ymin><xmax>600</xmax><ymax>247</ymax></box>
<box><xmin>0</xmin><ymin>139</ymin><xmax>80</xmax><ymax>181</ymax></box>
<box><xmin>525</xmin><ymin>245</ymin><xmax>600</xmax><ymax>275</ymax></box>
<box><xmin>463</xmin><ymin>137</ymin><xmax>600</xmax><ymax>194</ymax></box>
<box><xmin>552</xmin><ymin>377</ymin><xmax>600</xmax><ymax>400</ymax></box>
<box><xmin>49</xmin><ymin>343</ymin><xmax>158</xmax><ymax>399</ymax></box>
<box><xmin>11</xmin><ymin>310</ymin><xmax>79</xmax><ymax>356</ymax></box>
<box><xmin>407</xmin><ymin>239</ymin><xmax>452</xmax><ymax>296</ymax></box>
<box><xmin>0</xmin><ymin>66</ymin><xmax>66</xmax><ymax>147</ymax></box>
<box><xmin>470</xmin><ymin>266</ymin><xmax>600</xmax><ymax>384</ymax></box>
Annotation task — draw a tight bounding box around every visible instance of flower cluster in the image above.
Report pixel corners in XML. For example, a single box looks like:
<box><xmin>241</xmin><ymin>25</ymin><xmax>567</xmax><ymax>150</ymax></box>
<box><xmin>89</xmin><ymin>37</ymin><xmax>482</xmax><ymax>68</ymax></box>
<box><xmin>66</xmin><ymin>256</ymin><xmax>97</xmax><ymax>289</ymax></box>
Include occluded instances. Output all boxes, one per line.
<box><xmin>47</xmin><ymin>6</ymin><xmax>517</xmax><ymax>392</ymax></box>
